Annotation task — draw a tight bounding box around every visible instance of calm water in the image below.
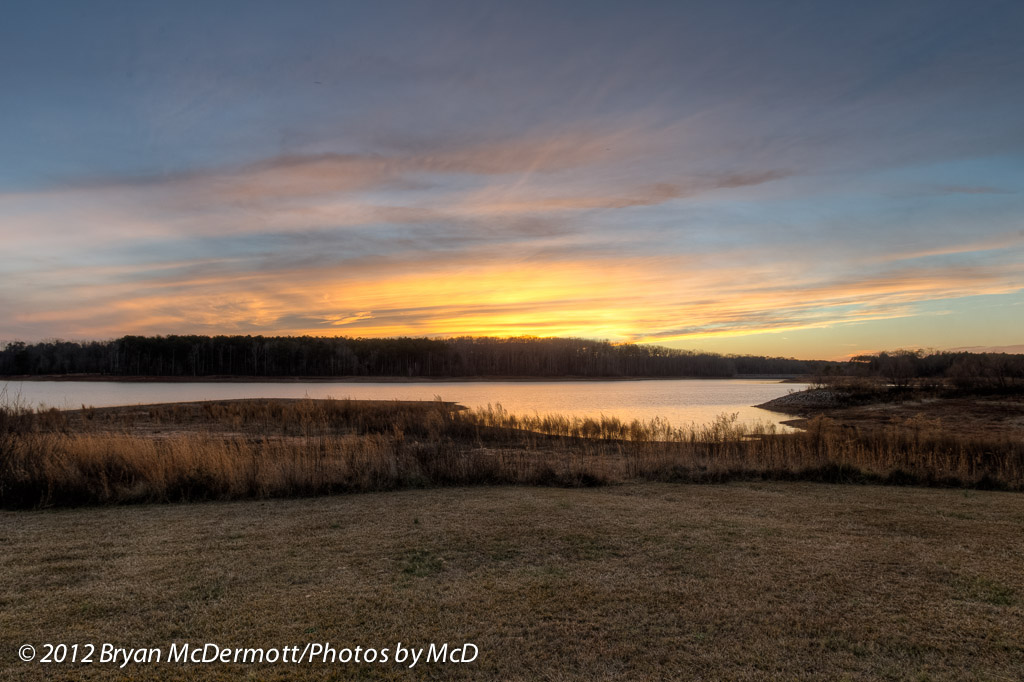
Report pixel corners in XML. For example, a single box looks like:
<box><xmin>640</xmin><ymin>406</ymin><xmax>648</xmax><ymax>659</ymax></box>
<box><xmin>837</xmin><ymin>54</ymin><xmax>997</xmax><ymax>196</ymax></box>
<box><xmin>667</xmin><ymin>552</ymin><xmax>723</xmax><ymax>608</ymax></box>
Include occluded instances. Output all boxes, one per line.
<box><xmin>2</xmin><ymin>379</ymin><xmax>806</xmax><ymax>430</ymax></box>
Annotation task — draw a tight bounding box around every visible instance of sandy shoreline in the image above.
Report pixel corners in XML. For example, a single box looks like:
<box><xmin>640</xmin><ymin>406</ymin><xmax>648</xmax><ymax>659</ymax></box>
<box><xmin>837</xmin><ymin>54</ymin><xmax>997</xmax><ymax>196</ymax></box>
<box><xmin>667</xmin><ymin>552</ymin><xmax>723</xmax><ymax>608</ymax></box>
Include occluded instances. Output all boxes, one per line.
<box><xmin>758</xmin><ymin>387</ymin><xmax>1024</xmax><ymax>437</ymax></box>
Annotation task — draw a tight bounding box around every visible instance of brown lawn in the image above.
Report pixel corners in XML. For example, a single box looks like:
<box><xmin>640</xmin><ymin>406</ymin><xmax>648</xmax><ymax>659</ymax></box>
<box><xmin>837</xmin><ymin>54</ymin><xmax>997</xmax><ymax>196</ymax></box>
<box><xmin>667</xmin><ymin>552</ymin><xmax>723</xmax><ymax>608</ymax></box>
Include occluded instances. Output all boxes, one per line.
<box><xmin>2</xmin><ymin>482</ymin><xmax>1023</xmax><ymax>680</ymax></box>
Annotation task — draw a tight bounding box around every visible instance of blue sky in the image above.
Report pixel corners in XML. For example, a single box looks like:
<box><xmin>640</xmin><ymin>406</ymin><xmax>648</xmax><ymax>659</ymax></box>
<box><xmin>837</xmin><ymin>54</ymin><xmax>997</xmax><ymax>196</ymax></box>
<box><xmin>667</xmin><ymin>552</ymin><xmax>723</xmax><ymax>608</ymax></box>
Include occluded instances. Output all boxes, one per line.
<box><xmin>1</xmin><ymin>0</ymin><xmax>1022</xmax><ymax>358</ymax></box>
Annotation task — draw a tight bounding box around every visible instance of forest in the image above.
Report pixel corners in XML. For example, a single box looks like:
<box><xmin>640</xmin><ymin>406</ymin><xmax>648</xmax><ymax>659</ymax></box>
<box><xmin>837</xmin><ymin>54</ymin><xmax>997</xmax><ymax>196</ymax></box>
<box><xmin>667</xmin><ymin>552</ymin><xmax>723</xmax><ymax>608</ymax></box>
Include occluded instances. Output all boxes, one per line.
<box><xmin>0</xmin><ymin>335</ymin><xmax>819</xmax><ymax>378</ymax></box>
<box><xmin>842</xmin><ymin>349</ymin><xmax>1024</xmax><ymax>389</ymax></box>
<box><xmin>2</xmin><ymin>336</ymin><xmax>1022</xmax><ymax>385</ymax></box>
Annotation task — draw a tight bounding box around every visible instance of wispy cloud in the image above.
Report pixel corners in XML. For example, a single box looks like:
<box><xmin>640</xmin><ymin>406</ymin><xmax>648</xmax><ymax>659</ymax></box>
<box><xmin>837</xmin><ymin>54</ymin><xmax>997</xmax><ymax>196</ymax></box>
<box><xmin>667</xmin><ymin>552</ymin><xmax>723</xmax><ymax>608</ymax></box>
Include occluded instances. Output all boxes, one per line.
<box><xmin>444</xmin><ymin>170</ymin><xmax>790</xmax><ymax>215</ymax></box>
<box><xmin>879</xmin><ymin>231</ymin><xmax>1024</xmax><ymax>262</ymax></box>
<box><xmin>6</xmin><ymin>241</ymin><xmax>1021</xmax><ymax>345</ymax></box>
<box><xmin>933</xmin><ymin>185</ymin><xmax>1016</xmax><ymax>196</ymax></box>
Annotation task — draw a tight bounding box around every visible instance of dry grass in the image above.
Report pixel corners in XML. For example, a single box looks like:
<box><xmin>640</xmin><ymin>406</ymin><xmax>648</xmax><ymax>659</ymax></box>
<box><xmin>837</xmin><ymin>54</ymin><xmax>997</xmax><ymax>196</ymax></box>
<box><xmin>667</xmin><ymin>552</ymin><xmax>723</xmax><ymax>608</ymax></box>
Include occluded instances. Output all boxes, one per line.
<box><xmin>785</xmin><ymin>394</ymin><xmax>1024</xmax><ymax>439</ymax></box>
<box><xmin>2</xmin><ymin>482</ymin><xmax>1023</xmax><ymax>680</ymax></box>
<box><xmin>2</xmin><ymin>398</ymin><xmax>1024</xmax><ymax>509</ymax></box>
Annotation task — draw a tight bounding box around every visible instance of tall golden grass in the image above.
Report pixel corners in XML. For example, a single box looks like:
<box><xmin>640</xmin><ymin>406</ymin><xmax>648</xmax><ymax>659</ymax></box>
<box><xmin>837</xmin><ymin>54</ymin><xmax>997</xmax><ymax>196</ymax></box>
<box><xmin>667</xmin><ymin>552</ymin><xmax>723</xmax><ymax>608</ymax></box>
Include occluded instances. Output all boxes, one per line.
<box><xmin>1</xmin><ymin>399</ymin><xmax>1022</xmax><ymax>508</ymax></box>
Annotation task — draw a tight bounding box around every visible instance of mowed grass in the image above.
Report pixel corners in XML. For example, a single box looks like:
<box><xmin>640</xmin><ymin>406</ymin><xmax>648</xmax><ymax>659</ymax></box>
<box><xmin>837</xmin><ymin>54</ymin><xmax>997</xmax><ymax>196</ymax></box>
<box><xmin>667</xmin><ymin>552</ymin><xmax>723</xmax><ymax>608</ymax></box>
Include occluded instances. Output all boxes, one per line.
<box><xmin>3</xmin><ymin>482</ymin><xmax>1023</xmax><ymax>680</ymax></box>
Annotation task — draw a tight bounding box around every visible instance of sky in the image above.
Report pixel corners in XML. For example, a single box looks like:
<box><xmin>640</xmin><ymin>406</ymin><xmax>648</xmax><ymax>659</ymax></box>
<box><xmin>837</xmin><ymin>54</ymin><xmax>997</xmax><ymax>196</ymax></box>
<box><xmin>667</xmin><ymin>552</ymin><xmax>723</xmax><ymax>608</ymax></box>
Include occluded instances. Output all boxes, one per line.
<box><xmin>1</xmin><ymin>0</ymin><xmax>1022</xmax><ymax>360</ymax></box>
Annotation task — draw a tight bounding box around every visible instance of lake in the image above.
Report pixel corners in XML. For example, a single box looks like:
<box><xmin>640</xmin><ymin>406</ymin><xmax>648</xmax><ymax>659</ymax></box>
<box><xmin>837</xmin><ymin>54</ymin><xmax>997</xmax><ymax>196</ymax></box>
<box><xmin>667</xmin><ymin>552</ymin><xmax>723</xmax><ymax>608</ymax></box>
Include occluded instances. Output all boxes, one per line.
<box><xmin>1</xmin><ymin>378</ymin><xmax>807</xmax><ymax>430</ymax></box>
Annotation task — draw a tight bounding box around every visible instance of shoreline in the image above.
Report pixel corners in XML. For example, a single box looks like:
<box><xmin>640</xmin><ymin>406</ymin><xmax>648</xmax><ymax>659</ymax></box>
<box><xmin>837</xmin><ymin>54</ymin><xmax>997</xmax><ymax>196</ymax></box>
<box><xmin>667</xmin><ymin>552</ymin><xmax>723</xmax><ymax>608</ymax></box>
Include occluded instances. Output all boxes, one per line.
<box><xmin>54</xmin><ymin>396</ymin><xmax>470</xmax><ymax>416</ymax></box>
<box><xmin>757</xmin><ymin>386</ymin><xmax>1024</xmax><ymax>438</ymax></box>
<box><xmin>4</xmin><ymin>395</ymin><xmax>1022</xmax><ymax>509</ymax></box>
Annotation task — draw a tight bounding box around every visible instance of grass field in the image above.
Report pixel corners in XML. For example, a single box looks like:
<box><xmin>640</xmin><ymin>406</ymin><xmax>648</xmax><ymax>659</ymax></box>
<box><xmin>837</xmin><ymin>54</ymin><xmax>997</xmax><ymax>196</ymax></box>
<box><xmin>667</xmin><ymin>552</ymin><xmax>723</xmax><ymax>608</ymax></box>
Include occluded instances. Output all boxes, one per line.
<box><xmin>3</xmin><ymin>482</ymin><xmax>1023</xmax><ymax>680</ymax></box>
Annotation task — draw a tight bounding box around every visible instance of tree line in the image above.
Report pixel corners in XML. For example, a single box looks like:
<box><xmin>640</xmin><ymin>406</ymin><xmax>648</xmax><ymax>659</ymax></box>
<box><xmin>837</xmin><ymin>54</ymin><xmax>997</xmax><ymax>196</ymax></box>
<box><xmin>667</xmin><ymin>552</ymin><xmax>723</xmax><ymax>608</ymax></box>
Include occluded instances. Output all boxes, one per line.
<box><xmin>843</xmin><ymin>349</ymin><xmax>1024</xmax><ymax>389</ymax></box>
<box><xmin>0</xmin><ymin>335</ymin><xmax>822</xmax><ymax>378</ymax></box>
<box><xmin>3</xmin><ymin>336</ymin><xmax>1019</xmax><ymax>385</ymax></box>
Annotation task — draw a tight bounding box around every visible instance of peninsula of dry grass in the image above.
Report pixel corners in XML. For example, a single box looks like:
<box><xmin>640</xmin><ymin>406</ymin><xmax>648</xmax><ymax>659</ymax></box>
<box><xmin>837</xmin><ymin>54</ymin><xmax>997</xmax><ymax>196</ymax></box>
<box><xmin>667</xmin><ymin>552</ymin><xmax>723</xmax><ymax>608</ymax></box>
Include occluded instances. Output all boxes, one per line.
<box><xmin>2</xmin><ymin>397</ymin><xmax>1023</xmax><ymax>509</ymax></box>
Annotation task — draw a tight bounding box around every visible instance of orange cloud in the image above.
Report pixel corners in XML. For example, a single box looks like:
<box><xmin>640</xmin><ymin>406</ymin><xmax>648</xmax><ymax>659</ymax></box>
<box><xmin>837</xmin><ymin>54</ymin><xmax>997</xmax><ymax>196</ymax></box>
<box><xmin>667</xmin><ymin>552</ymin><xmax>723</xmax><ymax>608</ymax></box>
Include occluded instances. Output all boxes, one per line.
<box><xmin>8</xmin><ymin>249</ymin><xmax>1021</xmax><ymax>344</ymax></box>
<box><xmin>2</xmin><ymin>123</ymin><xmax>1022</xmax><ymax>353</ymax></box>
<box><xmin>880</xmin><ymin>230</ymin><xmax>1024</xmax><ymax>262</ymax></box>
<box><xmin>440</xmin><ymin>170</ymin><xmax>789</xmax><ymax>216</ymax></box>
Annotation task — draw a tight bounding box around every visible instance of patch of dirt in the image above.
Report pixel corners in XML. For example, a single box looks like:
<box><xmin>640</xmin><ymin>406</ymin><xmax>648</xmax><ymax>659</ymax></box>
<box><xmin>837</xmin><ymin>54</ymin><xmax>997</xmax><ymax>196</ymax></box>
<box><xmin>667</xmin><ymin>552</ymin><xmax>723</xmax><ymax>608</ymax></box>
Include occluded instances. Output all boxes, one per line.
<box><xmin>776</xmin><ymin>394</ymin><xmax>1024</xmax><ymax>438</ymax></box>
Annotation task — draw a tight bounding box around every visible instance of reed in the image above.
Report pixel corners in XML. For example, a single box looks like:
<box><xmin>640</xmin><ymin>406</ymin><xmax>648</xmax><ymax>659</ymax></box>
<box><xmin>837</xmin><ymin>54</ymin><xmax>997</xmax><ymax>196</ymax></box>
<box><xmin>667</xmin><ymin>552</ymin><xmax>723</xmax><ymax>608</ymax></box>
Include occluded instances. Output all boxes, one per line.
<box><xmin>1</xmin><ymin>398</ymin><xmax>1022</xmax><ymax>508</ymax></box>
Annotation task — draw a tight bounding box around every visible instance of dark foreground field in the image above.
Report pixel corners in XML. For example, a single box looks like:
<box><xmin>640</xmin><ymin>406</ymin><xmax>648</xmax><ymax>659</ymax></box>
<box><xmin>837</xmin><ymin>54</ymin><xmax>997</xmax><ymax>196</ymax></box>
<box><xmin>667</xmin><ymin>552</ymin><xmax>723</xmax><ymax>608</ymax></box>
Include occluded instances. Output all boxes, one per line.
<box><xmin>2</xmin><ymin>482</ymin><xmax>1023</xmax><ymax>680</ymax></box>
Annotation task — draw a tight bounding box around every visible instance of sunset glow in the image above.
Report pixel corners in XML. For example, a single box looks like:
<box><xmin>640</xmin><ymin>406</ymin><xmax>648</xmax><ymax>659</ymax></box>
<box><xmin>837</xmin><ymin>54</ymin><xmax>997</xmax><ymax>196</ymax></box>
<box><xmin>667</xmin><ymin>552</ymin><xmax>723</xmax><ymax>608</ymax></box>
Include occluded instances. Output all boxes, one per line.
<box><xmin>2</xmin><ymin>1</ymin><xmax>1023</xmax><ymax>358</ymax></box>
